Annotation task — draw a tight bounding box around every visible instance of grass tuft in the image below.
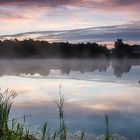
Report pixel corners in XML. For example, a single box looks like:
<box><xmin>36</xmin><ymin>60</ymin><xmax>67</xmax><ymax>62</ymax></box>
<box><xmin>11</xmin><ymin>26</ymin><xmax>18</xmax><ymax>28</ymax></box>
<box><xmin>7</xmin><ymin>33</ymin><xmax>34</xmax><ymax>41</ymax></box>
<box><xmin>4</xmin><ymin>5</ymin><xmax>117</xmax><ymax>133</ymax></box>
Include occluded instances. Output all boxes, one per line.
<box><xmin>0</xmin><ymin>88</ymin><xmax>115</xmax><ymax>140</ymax></box>
<box><xmin>104</xmin><ymin>113</ymin><xmax>112</xmax><ymax>140</ymax></box>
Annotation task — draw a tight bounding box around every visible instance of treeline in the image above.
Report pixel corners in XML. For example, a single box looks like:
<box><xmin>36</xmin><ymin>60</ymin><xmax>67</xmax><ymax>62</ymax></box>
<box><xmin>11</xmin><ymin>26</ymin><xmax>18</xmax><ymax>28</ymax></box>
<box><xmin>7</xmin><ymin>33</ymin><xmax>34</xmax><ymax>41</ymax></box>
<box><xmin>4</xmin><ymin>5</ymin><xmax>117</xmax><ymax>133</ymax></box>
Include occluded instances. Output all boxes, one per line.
<box><xmin>111</xmin><ymin>39</ymin><xmax>140</xmax><ymax>58</ymax></box>
<box><xmin>0</xmin><ymin>38</ymin><xmax>139</xmax><ymax>58</ymax></box>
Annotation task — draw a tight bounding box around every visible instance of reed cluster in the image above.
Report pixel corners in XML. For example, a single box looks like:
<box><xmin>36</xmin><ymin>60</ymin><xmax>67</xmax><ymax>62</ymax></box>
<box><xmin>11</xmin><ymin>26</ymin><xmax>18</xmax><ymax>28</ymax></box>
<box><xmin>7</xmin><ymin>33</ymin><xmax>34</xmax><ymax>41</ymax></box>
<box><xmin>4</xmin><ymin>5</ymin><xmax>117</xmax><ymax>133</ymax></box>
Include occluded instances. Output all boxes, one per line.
<box><xmin>0</xmin><ymin>89</ymin><xmax>112</xmax><ymax>140</ymax></box>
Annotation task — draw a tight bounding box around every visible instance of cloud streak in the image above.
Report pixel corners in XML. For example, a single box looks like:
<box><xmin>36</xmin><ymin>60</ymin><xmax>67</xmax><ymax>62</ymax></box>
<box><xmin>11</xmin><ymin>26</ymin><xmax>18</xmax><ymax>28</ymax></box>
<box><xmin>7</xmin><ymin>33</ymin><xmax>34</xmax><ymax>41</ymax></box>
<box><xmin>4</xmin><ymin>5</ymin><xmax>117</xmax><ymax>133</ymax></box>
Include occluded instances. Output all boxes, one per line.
<box><xmin>0</xmin><ymin>0</ymin><xmax>140</xmax><ymax>36</ymax></box>
<box><xmin>1</xmin><ymin>21</ymin><xmax>140</xmax><ymax>44</ymax></box>
<box><xmin>0</xmin><ymin>0</ymin><xmax>140</xmax><ymax>12</ymax></box>
<box><xmin>0</xmin><ymin>10</ymin><xmax>29</xmax><ymax>20</ymax></box>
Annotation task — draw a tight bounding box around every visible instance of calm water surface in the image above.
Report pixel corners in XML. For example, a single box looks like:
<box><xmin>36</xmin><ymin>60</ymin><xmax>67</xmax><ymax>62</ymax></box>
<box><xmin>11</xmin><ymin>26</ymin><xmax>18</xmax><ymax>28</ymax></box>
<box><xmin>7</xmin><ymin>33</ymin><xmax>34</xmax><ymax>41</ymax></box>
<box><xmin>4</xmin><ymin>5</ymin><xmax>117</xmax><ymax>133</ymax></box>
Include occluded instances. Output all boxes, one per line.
<box><xmin>0</xmin><ymin>59</ymin><xmax>140</xmax><ymax>139</ymax></box>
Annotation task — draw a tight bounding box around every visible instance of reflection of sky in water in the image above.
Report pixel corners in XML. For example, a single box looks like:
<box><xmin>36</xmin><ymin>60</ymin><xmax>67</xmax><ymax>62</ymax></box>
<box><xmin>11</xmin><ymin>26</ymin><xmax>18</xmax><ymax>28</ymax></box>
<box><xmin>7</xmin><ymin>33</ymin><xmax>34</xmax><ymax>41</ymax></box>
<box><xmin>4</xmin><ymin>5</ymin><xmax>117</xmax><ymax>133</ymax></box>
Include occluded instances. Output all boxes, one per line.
<box><xmin>0</xmin><ymin>59</ymin><xmax>140</xmax><ymax>139</ymax></box>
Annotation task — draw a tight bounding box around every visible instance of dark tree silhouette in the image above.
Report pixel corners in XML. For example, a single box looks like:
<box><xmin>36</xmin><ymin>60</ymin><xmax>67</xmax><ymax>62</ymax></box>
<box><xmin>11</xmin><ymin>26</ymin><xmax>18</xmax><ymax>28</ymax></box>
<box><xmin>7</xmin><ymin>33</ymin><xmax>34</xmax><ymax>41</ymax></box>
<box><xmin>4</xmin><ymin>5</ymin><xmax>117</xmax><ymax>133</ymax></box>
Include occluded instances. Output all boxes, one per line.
<box><xmin>0</xmin><ymin>39</ymin><xmax>139</xmax><ymax>58</ymax></box>
<box><xmin>111</xmin><ymin>39</ymin><xmax>135</xmax><ymax>58</ymax></box>
<box><xmin>0</xmin><ymin>39</ymin><xmax>110</xmax><ymax>58</ymax></box>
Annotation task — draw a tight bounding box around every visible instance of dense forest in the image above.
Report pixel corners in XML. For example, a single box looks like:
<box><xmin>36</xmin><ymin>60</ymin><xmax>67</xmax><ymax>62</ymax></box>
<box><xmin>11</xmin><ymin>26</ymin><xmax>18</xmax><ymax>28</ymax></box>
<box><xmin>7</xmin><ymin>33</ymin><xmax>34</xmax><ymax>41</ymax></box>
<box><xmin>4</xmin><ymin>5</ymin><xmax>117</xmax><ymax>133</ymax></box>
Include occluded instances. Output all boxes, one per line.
<box><xmin>0</xmin><ymin>39</ymin><xmax>139</xmax><ymax>58</ymax></box>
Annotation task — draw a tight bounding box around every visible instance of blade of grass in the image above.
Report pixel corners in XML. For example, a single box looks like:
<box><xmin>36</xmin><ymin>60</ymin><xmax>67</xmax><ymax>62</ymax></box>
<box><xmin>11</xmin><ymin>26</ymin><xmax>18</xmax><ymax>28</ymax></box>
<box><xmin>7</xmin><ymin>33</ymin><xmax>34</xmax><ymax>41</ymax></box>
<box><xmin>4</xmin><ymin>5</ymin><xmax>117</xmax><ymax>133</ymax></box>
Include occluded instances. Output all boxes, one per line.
<box><xmin>104</xmin><ymin>113</ymin><xmax>112</xmax><ymax>140</ymax></box>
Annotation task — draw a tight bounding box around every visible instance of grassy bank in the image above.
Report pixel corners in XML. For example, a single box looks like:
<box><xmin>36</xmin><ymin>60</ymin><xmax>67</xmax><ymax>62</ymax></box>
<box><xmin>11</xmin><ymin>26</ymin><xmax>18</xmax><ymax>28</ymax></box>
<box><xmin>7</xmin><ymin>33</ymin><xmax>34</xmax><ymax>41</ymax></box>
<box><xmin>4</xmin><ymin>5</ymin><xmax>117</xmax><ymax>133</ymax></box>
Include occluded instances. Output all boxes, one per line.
<box><xmin>0</xmin><ymin>89</ymin><xmax>112</xmax><ymax>140</ymax></box>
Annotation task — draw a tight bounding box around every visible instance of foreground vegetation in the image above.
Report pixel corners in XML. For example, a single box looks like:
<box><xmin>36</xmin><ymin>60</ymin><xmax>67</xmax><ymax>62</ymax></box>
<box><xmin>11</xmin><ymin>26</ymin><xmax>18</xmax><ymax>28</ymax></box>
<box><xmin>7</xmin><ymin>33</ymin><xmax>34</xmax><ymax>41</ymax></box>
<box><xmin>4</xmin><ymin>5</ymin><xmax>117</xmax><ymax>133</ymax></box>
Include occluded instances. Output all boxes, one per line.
<box><xmin>0</xmin><ymin>89</ymin><xmax>114</xmax><ymax>140</ymax></box>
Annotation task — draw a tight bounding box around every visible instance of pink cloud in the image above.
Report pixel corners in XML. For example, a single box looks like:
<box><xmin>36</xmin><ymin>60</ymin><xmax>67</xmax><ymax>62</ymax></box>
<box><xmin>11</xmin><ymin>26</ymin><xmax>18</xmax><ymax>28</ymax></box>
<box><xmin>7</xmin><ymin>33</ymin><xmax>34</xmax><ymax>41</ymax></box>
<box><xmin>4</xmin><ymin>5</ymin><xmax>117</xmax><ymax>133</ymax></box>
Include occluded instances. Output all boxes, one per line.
<box><xmin>0</xmin><ymin>0</ymin><xmax>139</xmax><ymax>22</ymax></box>
<box><xmin>0</xmin><ymin>0</ymin><xmax>139</xmax><ymax>10</ymax></box>
<box><xmin>0</xmin><ymin>10</ymin><xmax>29</xmax><ymax>20</ymax></box>
<box><xmin>0</xmin><ymin>0</ymin><xmax>139</xmax><ymax>35</ymax></box>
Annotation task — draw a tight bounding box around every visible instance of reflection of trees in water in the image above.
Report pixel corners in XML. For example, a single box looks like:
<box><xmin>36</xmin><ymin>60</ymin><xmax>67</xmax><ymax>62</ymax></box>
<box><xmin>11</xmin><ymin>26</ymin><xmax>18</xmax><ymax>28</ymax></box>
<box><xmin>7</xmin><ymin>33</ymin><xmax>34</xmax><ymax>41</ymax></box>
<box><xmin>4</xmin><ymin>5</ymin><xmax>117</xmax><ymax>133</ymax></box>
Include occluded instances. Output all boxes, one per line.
<box><xmin>0</xmin><ymin>59</ymin><xmax>139</xmax><ymax>78</ymax></box>
<box><xmin>112</xmin><ymin>59</ymin><xmax>131</xmax><ymax>78</ymax></box>
<box><xmin>61</xmin><ymin>59</ymin><xmax>110</xmax><ymax>75</ymax></box>
<box><xmin>112</xmin><ymin>59</ymin><xmax>140</xmax><ymax>77</ymax></box>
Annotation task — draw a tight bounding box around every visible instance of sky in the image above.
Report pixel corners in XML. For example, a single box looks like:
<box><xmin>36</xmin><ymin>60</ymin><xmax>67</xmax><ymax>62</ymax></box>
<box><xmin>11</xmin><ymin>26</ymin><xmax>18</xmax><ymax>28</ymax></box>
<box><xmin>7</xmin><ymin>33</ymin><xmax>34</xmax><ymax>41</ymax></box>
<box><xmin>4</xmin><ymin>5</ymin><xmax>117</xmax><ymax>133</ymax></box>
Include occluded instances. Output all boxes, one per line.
<box><xmin>0</xmin><ymin>0</ymin><xmax>140</xmax><ymax>42</ymax></box>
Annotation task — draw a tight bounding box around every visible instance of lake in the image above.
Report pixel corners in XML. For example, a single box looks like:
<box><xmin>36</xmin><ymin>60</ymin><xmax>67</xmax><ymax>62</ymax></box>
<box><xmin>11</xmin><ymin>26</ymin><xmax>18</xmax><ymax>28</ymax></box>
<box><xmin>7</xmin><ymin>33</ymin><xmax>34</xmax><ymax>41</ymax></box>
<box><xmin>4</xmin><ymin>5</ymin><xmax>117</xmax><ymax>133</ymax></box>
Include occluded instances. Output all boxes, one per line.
<box><xmin>0</xmin><ymin>59</ymin><xmax>140</xmax><ymax>139</ymax></box>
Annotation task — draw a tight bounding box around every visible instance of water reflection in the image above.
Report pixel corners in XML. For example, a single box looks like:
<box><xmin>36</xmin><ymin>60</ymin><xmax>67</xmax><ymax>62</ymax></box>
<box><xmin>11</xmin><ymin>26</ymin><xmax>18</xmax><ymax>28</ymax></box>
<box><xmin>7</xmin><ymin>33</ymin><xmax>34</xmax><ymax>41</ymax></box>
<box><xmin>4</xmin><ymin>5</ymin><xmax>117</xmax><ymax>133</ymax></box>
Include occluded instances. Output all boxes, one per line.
<box><xmin>0</xmin><ymin>59</ymin><xmax>140</xmax><ymax>139</ymax></box>
<box><xmin>0</xmin><ymin>59</ymin><xmax>139</xmax><ymax>77</ymax></box>
<box><xmin>111</xmin><ymin>59</ymin><xmax>140</xmax><ymax>77</ymax></box>
<box><xmin>0</xmin><ymin>75</ymin><xmax>139</xmax><ymax>138</ymax></box>
<box><xmin>5</xmin><ymin>77</ymin><xmax>139</xmax><ymax>139</ymax></box>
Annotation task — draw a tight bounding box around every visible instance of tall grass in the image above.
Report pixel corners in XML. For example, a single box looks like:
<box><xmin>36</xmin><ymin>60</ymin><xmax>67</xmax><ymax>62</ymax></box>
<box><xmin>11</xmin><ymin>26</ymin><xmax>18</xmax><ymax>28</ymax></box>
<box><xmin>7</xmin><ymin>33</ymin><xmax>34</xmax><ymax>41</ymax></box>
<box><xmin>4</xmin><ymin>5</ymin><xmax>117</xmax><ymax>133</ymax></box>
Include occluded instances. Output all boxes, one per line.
<box><xmin>104</xmin><ymin>113</ymin><xmax>112</xmax><ymax>140</ymax></box>
<box><xmin>41</xmin><ymin>121</ymin><xmax>47</xmax><ymax>140</ymax></box>
<box><xmin>56</xmin><ymin>85</ymin><xmax>67</xmax><ymax>140</ymax></box>
<box><xmin>0</xmin><ymin>89</ymin><xmax>17</xmax><ymax>131</ymax></box>
<box><xmin>0</xmin><ymin>88</ymin><xmax>113</xmax><ymax>140</ymax></box>
<box><xmin>80</xmin><ymin>131</ymin><xmax>85</xmax><ymax>140</ymax></box>
<box><xmin>0</xmin><ymin>89</ymin><xmax>37</xmax><ymax>140</ymax></box>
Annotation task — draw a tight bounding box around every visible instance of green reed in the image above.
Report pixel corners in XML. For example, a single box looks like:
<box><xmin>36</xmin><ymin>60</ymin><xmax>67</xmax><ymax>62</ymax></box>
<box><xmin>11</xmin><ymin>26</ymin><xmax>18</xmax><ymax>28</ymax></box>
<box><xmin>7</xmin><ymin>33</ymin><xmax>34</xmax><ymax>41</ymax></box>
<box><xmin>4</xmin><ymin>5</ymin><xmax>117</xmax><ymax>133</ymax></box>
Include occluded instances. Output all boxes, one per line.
<box><xmin>0</xmin><ymin>88</ymin><xmax>113</xmax><ymax>140</ymax></box>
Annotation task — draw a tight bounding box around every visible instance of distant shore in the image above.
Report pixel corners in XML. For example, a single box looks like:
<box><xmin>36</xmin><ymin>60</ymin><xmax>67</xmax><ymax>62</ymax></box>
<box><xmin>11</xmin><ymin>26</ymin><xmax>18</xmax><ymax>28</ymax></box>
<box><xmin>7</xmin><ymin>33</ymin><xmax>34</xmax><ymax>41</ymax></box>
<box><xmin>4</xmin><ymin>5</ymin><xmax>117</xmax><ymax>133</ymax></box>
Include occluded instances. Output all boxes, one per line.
<box><xmin>0</xmin><ymin>39</ymin><xmax>140</xmax><ymax>59</ymax></box>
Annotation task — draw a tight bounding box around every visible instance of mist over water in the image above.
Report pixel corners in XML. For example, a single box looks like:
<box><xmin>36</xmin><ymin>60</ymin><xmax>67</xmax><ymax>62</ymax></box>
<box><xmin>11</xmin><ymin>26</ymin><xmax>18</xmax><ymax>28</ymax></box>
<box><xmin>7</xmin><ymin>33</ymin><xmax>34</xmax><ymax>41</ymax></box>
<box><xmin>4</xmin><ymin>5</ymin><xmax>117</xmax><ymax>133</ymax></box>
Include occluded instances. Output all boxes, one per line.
<box><xmin>0</xmin><ymin>58</ymin><xmax>139</xmax><ymax>77</ymax></box>
<box><xmin>0</xmin><ymin>58</ymin><xmax>140</xmax><ymax>139</ymax></box>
